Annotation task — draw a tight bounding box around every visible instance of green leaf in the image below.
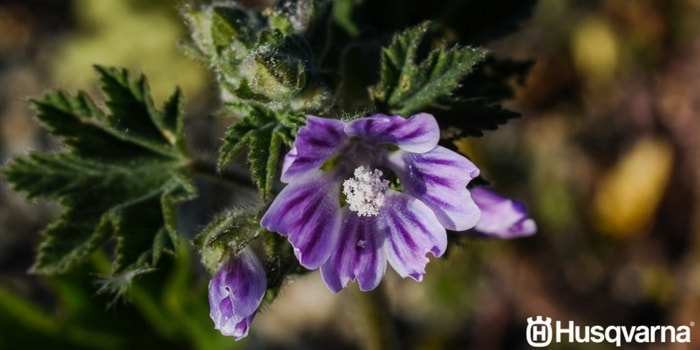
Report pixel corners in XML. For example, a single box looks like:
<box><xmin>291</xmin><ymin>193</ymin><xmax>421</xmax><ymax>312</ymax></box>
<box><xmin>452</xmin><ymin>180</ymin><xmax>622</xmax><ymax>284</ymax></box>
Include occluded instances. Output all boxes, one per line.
<box><xmin>248</xmin><ymin>124</ymin><xmax>284</xmax><ymax>199</ymax></box>
<box><xmin>157</xmin><ymin>87</ymin><xmax>187</xmax><ymax>153</ymax></box>
<box><xmin>370</xmin><ymin>22</ymin><xmax>488</xmax><ymax>116</ymax></box>
<box><xmin>428</xmin><ymin>58</ymin><xmax>531</xmax><ymax>142</ymax></box>
<box><xmin>332</xmin><ymin>0</ymin><xmax>359</xmax><ymax>37</ymax></box>
<box><xmin>3</xmin><ymin>66</ymin><xmax>196</xmax><ymax>281</ymax></box>
<box><xmin>218</xmin><ymin>109</ymin><xmax>297</xmax><ymax>200</ymax></box>
<box><xmin>429</xmin><ymin>98</ymin><xmax>520</xmax><ymax>141</ymax></box>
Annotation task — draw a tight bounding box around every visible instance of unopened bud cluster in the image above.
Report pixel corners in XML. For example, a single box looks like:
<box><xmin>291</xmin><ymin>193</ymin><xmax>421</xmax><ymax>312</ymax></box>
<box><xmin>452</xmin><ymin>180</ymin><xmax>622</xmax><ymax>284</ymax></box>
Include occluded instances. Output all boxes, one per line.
<box><xmin>183</xmin><ymin>1</ymin><xmax>331</xmax><ymax>114</ymax></box>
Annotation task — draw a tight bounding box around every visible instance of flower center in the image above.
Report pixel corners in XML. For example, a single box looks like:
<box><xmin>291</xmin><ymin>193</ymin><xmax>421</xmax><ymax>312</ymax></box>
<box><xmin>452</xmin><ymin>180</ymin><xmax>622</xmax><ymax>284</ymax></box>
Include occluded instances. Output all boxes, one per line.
<box><xmin>342</xmin><ymin>166</ymin><xmax>389</xmax><ymax>217</ymax></box>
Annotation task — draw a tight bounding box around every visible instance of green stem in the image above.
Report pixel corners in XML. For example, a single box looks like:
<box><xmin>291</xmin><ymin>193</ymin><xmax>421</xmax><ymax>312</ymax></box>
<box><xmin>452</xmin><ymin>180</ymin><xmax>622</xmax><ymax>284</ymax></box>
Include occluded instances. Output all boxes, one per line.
<box><xmin>357</xmin><ymin>284</ymin><xmax>399</xmax><ymax>350</ymax></box>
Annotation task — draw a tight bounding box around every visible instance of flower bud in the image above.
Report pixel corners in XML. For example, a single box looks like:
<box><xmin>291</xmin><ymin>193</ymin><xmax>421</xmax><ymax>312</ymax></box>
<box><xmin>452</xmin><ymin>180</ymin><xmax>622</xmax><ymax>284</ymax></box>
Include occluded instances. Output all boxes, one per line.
<box><xmin>239</xmin><ymin>41</ymin><xmax>308</xmax><ymax>102</ymax></box>
<box><xmin>208</xmin><ymin>248</ymin><xmax>266</xmax><ymax>340</ymax></box>
<box><xmin>183</xmin><ymin>3</ymin><xmax>261</xmax><ymax>58</ymax></box>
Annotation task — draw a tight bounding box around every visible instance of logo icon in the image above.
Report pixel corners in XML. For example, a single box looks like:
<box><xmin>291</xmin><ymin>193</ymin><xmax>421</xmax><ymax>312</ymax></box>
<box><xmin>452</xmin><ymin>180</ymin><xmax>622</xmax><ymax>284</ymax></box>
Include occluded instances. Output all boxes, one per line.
<box><xmin>526</xmin><ymin>316</ymin><xmax>553</xmax><ymax>347</ymax></box>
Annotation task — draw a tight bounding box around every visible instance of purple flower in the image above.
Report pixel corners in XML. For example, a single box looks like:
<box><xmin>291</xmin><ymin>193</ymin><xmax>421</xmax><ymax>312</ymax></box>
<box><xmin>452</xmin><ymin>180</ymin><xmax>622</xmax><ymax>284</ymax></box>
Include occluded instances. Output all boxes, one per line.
<box><xmin>208</xmin><ymin>248</ymin><xmax>266</xmax><ymax>340</ymax></box>
<box><xmin>261</xmin><ymin>113</ymin><xmax>481</xmax><ymax>292</ymax></box>
<box><xmin>468</xmin><ymin>187</ymin><xmax>536</xmax><ymax>238</ymax></box>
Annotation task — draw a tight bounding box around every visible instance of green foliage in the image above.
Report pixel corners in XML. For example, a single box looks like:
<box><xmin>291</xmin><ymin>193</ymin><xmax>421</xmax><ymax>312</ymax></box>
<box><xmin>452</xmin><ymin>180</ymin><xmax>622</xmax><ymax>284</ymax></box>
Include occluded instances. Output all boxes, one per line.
<box><xmin>332</xmin><ymin>0</ymin><xmax>359</xmax><ymax>36</ymax></box>
<box><xmin>184</xmin><ymin>1</ymin><xmax>333</xmax><ymax>199</ymax></box>
<box><xmin>430</xmin><ymin>98</ymin><xmax>520</xmax><ymax>139</ymax></box>
<box><xmin>0</xmin><ymin>248</ymin><xmax>232</xmax><ymax>350</ymax></box>
<box><xmin>217</xmin><ymin>108</ymin><xmax>301</xmax><ymax>200</ymax></box>
<box><xmin>427</xmin><ymin>58</ymin><xmax>532</xmax><ymax>144</ymax></box>
<box><xmin>370</xmin><ymin>22</ymin><xmax>488</xmax><ymax>116</ymax></box>
<box><xmin>3</xmin><ymin>67</ymin><xmax>196</xmax><ymax>283</ymax></box>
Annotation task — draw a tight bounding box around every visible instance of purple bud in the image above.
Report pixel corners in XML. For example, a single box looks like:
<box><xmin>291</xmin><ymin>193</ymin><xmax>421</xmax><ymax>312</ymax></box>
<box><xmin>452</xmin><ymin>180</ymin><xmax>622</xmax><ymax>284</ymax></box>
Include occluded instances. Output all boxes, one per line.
<box><xmin>208</xmin><ymin>248</ymin><xmax>266</xmax><ymax>340</ymax></box>
<box><xmin>469</xmin><ymin>187</ymin><xmax>536</xmax><ymax>238</ymax></box>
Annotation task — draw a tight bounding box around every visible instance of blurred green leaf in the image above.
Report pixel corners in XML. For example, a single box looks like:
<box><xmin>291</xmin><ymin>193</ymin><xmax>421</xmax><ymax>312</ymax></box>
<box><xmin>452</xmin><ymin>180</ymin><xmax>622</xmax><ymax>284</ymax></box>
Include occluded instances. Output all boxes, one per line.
<box><xmin>428</xmin><ymin>97</ymin><xmax>520</xmax><ymax>139</ymax></box>
<box><xmin>428</xmin><ymin>58</ymin><xmax>531</xmax><ymax>143</ymax></box>
<box><xmin>0</xmin><ymin>247</ymin><xmax>233</xmax><ymax>349</ymax></box>
<box><xmin>332</xmin><ymin>0</ymin><xmax>359</xmax><ymax>36</ymax></box>
<box><xmin>0</xmin><ymin>285</ymin><xmax>124</xmax><ymax>349</ymax></box>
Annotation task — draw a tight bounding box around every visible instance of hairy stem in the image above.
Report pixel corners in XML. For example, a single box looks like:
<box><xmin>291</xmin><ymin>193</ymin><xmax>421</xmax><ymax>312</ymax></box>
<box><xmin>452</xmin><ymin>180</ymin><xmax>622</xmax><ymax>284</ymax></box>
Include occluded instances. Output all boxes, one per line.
<box><xmin>187</xmin><ymin>158</ymin><xmax>255</xmax><ymax>188</ymax></box>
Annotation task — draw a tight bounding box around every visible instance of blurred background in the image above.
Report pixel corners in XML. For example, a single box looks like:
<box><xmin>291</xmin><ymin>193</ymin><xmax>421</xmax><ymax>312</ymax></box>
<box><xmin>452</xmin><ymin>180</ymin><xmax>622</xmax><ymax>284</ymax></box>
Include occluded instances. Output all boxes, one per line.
<box><xmin>1</xmin><ymin>0</ymin><xmax>700</xmax><ymax>349</ymax></box>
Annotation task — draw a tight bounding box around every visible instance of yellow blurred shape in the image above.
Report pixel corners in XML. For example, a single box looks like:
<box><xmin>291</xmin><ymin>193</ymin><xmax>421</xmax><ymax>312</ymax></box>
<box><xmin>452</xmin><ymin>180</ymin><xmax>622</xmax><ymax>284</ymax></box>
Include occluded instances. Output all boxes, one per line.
<box><xmin>642</xmin><ymin>265</ymin><xmax>676</xmax><ymax>305</ymax></box>
<box><xmin>593</xmin><ymin>137</ymin><xmax>673</xmax><ymax>238</ymax></box>
<box><xmin>50</xmin><ymin>0</ymin><xmax>208</xmax><ymax>103</ymax></box>
<box><xmin>572</xmin><ymin>17</ymin><xmax>619</xmax><ymax>83</ymax></box>
<box><xmin>453</xmin><ymin>137</ymin><xmax>484</xmax><ymax>167</ymax></box>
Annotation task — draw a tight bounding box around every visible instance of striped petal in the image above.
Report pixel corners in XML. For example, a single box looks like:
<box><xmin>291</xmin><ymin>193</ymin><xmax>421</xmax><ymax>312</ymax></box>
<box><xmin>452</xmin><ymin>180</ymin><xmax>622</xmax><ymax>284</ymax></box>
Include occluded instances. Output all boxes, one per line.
<box><xmin>281</xmin><ymin>116</ymin><xmax>347</xmax><ymax>182</ymax></box>
<box><xmin>389</xmin><ymin>146</ymin><xmax>481</xmax><ymax>231</ymax></box>
<box><xmin>468</xmin><ymin>187</ymin><xmax>537</xmax><ymax>238</ymax></box>
<box><xmin>381</xmin><ymin>191</ymin><xmax>446</xmax><ymax>280</ymax></box>
<box><xmin>320</xmin><ymin>212</ymin><xmax>387</xmax><ymax>293</ymax></box>
<box><xmin>261</xmin><ymin>171</ymin><xmax>342</xmax><ymax>268</ymax></box>
<box><xmin>345</xmin><ymin>113</ymin><xmax>439</xmax><ymax>153</ymax></box>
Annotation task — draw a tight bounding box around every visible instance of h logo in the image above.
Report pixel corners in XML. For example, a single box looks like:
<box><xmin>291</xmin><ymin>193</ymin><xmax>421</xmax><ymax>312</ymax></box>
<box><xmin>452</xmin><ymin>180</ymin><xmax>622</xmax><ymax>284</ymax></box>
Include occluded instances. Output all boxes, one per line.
<box><xmin>526</xmin><ymin>316</ymin><xmax>553</xmax><ymax>347</ymax></box>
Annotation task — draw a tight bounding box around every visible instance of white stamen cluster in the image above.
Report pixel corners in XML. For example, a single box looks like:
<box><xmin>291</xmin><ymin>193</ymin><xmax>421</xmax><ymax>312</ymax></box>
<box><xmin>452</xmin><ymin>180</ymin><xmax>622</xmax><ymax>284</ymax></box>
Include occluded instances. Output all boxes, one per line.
<box><xmin>342</xmin><ymin>166</ymin><xmax>389</xmax><ymax>217</ymax></box>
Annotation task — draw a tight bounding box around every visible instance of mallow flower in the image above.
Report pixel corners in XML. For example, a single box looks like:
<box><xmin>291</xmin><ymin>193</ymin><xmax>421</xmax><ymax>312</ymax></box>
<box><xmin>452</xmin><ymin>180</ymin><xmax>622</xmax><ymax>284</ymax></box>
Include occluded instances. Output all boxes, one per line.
<box><xmin>208</xmin><ymin>247</ymin><xmax>266</xmax><ymax>340</ymax></box>
<box><xmin>468</xmin><ymin>187</ymin><xmax>536</xmax><ymax>238</ymax></box>
<box><xmin>261</xmin><ymin>113</ymin><xmax>481</xmax><ymax>292</ymax></box>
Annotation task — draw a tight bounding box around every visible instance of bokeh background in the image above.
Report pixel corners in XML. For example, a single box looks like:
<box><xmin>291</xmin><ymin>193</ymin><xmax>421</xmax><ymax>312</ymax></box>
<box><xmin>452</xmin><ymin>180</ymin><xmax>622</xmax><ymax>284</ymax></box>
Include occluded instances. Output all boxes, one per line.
<box><xmin>1</xmin><ymin>0</ymin><xmax>700</xmax><ymax>349</ymax></box>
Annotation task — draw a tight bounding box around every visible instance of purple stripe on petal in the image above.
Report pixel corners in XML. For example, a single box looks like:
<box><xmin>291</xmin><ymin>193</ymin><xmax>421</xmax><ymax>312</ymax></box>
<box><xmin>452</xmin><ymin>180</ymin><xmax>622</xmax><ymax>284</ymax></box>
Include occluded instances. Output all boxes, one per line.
<box><xmin>345</xmin><ymin>113</ymin><xmax>440</xmax><ymax>153</ymax></box>
<box><xmin>233</xmin><ymin>316</ymin><xmax>254</xmax><ymax>338</ymax></box>
<box><xmin>320</xmin><ymin>212</ymin><xmax>387</xmax><ymax>293</ymax></box>
<box><xmin>212</xmin><ymin>295</ymin><xmax>233</xmax><ymax>327</ymax></box>
<box><xmin>468</xmin><ymin>187</ymin><xmax>537</xmax><ymax>239</ymax></box>
<box><xmin>282</xmin><ymin>116</ymin><xmax>347</xmax><ymax>182</ymax></box>
<box><xmin>389</xmin><ymin>146</ymin><xmax>481</xmax><ymax>231</ymax></box>
<box><xmin>382</xmin><ymin>190</ymin><xmax>447</xmax><ymax>281</ymax></box>
<box><xmin>261</xmin><ymin>172</ymin><xmax>342</xmax><ymax>268</ymax></box>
